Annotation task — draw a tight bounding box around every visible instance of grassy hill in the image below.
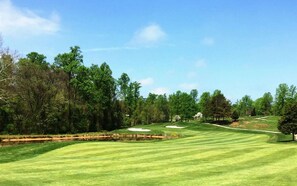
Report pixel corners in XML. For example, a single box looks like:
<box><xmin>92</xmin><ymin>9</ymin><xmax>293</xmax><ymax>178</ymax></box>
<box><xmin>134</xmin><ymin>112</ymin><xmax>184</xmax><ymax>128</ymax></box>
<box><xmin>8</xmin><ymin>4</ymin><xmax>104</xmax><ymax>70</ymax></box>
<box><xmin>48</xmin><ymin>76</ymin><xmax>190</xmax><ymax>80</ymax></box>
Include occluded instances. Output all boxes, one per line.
<box><xmin>229</xmin><ymin>116</ymin><xmax>280</xmax><ymax>132</ymax></box>
<box><xmin>0</xmin><ymin>122</ymin><xmax>296</xmax><ymax>185</ymax></box>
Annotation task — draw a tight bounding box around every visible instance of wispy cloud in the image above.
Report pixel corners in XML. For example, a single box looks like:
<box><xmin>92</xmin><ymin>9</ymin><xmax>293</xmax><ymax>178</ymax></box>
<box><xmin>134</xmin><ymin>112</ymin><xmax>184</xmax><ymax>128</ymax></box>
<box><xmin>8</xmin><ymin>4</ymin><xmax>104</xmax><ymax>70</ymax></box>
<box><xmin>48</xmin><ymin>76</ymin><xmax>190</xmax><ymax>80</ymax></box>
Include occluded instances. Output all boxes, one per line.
<box><xmin>151</xmin><ymin>87</ymin><xmax>170</xmax><ymax>95</ymax></box>
<box><xmin>139</xmin><ymin>77</ymin><xmax>154</xmax><ymax>86</ymax></box>
<box><xmin>85</xmin><ymin>23</ymin><xmax>167</xmax><ymax>52</ymax></box>
<box><xmin>130</xmin><ymin>23</ymin><xmax>166</xmax><ymax>46</ymax></box>
<box><xmin>0</xmin><ymin>0</ymin><xmax>60</xmax><ymax>37</ymax></box>
<box><xmin>179</xmin><ymin>83</ymin><xmax>198</xmax><ymax>90</ymax></box>
<box><xmin>187</xmin><ymin>71</ymin><xmax>197</xmax><ymax>79</ymax></box>
<box><xmin>201</xmin><ymin>37</ymin><xmax>215</xmax><ymax>46</ymax></box>
<box><xmin>84</xmin><ymin>46</ymin><xmax>137</xmax><ymax>52</ymax></box>
<box><xmin>195</xmin><ymin>59</ymin><xmax>207</xmax><ymax>68</ymax></box>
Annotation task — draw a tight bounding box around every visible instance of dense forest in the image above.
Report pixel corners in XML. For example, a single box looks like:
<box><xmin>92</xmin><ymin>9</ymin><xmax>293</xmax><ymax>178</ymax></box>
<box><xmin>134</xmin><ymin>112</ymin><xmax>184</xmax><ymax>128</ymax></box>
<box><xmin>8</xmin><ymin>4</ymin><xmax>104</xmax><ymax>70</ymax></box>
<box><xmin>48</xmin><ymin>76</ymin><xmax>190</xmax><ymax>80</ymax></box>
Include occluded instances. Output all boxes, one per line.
<box><xmin>1</xmin><ymin>41</ymin><xmax>297</xmax><ymax>134</ymax></box>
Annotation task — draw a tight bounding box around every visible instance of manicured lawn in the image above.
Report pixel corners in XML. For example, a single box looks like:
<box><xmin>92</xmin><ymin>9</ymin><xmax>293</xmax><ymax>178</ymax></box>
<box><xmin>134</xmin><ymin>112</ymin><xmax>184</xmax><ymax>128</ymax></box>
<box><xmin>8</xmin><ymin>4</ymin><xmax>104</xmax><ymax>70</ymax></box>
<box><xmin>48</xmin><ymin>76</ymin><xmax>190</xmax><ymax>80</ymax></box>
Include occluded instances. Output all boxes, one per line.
<box><xmin>0</xmin><ymin>122</ymin><xmax>296</xmax><ymax>185</ymax></box>
<box><xmin>0</xmin><ymin>141</ymin><xmax>80</xmax><ymax>163</ymax></box>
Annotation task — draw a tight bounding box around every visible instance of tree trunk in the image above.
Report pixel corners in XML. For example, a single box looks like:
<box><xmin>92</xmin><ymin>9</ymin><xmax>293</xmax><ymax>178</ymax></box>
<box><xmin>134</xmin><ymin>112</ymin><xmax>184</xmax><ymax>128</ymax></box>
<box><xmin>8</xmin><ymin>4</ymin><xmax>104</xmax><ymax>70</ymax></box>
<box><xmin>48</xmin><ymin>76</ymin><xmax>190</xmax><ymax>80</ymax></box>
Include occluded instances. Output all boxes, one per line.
<box><xmin>68</xmin><ymin>72</ymin><xmax>73</xmax><ymax>133</ymax></box>
<box><xmin>293</xmin><ymin>132</ymin><xmax>295</xmax><ymax>141</ymax></box>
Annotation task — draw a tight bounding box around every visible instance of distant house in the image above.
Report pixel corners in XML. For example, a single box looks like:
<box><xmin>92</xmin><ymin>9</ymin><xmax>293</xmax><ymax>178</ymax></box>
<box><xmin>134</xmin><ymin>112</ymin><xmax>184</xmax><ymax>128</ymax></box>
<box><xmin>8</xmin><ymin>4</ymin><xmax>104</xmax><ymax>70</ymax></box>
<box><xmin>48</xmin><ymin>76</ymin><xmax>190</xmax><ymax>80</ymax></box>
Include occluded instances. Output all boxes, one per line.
<box><xmin>173</xmin><ymin>115</ymin><xmax>181</xmax><ymax>122</ymax></box>
<box><xmin>193</xmin><ymin>112</ymin><xmax>203</xmax><ymax>120</ymax></box>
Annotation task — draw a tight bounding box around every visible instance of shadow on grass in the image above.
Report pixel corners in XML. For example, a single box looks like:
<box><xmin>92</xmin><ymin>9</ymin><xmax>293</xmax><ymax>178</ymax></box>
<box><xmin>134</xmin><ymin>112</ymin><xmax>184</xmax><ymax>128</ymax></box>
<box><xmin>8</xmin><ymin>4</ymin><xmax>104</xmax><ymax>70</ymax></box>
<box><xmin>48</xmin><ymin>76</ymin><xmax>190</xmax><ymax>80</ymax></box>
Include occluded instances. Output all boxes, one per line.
<box><xmin>270</xmin><ymin>133</ymin><xmax>297</xmax><ymax>143</ymax></box>
<box><xmin>278</xmin><ymin>140</ymin><xmax>295</xmax><ymax>142</ymax></box>
<box><xmin>0</xmin><ymin>141</ymin><xmax>81</xmax><ymax>163</ymax></box>
<box><xmin>209</xmin><ymin>120</ymin><xmax>232</xmax><ymax>125</ymax></box>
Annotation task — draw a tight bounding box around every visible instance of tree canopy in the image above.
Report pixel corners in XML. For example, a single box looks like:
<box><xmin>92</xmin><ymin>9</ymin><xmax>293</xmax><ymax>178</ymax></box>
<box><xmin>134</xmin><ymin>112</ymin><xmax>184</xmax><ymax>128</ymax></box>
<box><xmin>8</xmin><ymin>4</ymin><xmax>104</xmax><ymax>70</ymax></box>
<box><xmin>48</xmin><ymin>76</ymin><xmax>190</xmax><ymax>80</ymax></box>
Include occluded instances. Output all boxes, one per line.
<box><xmin>0</xmin><ymin>39</ymin><xmax>296</xmax><ymax>135</ymax></box>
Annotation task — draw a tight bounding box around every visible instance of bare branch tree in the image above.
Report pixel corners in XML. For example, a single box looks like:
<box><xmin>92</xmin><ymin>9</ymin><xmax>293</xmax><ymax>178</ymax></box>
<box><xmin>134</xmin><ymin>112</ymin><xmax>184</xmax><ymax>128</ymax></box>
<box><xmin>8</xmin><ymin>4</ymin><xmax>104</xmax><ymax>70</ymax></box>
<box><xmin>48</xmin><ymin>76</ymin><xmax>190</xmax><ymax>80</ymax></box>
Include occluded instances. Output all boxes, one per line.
<box><xmin>0</xmin><ymin>35</ymin><xmax>18</xmax><ymax>103</ymax></box>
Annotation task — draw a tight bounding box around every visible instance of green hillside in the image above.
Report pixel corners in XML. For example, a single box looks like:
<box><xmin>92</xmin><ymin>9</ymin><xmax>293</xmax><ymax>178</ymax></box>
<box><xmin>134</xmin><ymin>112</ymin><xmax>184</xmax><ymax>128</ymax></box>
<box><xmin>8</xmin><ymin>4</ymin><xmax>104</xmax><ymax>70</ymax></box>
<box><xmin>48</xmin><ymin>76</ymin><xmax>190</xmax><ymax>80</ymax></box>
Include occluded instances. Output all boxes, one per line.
<box><xmin>230</xmin><ymin>116</ymin><xmax>280</xmax><ymax>132</ymax></box>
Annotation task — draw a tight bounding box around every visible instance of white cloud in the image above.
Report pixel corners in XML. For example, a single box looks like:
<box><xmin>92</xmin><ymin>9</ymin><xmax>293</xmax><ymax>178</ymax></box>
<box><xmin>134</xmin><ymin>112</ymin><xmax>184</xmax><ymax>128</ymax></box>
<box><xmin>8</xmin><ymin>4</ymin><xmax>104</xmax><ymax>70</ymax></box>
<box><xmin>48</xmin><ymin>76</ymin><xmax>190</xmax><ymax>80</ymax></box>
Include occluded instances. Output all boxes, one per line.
<box><xmin>0</xmin><ymin>0</ymin><xmax>60</xmax><ymax>37</ymax></box>
<box><xmin>139</xmin><ymin>77</ymin><xmax>154</xmax><ymax>86</ymax></box>
<box><xmin>187</xmin><ymin>71</ymin><xmax>197</xmax><ymax>79</ymax></box>
<box><xmin>180</xmin><ymin>83</ymin><xmax>198</xmax><ymax>90</ymax></box>
<box><xmin>130</xmin><ymin>23</ymin><xmax>166</xmax><ymax>46</ymax></box>
<box><xmin>151</xmin><ymin>87</ymin><xmax>169</xmax><ymax>95</ymax></box>
<box><xmin>86</xmin><ymin>23</ymin><xmax>166</xmax><ymax>52</ymax></box>
<box><xmin>201</xmin><ymin>37</ymin><xmax>215</xmax><ymax>46</ymax></box>
<box><xmin>195</xmin><ymin>59</ymin><xmax>207</xmax><ymax>68</ymax></box>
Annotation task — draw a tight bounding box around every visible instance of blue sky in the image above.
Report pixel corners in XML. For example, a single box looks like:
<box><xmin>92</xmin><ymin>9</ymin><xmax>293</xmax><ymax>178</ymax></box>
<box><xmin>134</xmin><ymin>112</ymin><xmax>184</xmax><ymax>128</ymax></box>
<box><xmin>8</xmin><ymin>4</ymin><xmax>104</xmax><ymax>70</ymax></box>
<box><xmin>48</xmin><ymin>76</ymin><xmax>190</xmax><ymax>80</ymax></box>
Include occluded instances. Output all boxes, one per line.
<box><xmin>1</xmin><ymin>0</ymin><xmax>297</xmax><ymax>102</ymax></box>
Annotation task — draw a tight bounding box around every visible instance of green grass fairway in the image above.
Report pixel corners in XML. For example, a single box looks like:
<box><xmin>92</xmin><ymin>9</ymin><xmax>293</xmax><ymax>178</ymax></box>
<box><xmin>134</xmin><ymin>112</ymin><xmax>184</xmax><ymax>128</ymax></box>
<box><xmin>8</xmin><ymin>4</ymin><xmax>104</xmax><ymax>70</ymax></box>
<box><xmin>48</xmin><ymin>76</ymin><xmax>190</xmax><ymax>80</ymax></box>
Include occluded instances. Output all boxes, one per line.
<box><xmin>1</xmin><ymin>123</ymin><xmax>297</xmax><ymax>186</ymax></box>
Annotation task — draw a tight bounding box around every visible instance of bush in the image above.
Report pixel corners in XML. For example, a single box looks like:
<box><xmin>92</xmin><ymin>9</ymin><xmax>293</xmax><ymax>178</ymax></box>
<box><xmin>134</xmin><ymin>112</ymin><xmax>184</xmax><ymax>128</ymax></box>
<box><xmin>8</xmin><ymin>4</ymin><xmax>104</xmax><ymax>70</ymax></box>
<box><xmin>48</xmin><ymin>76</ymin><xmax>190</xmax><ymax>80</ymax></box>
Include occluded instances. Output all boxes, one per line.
<box><xmin>231</xmin><ymin>110</ymin><xmax>239</xmax><ymax>121</ymax></box>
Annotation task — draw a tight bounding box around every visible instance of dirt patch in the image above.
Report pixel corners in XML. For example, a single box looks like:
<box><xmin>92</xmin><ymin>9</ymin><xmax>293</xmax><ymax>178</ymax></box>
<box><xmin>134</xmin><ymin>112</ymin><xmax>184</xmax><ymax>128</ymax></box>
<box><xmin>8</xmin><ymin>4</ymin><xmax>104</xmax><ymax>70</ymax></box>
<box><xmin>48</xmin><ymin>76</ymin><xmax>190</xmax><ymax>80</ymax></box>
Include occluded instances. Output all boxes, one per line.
<box><xmin>254</xmin><ymin>124</ymin><xmax>269</xmax><ymax>129</ymax></box>
<box><xmin>230</xmin><ymin>122</ymin><xmax>248</xmax><ymax>129</ymax></box>
<box><xmin>230</xmin><ymin>122</ymin><xmax>240</xmax><ymax>127</ymax></box>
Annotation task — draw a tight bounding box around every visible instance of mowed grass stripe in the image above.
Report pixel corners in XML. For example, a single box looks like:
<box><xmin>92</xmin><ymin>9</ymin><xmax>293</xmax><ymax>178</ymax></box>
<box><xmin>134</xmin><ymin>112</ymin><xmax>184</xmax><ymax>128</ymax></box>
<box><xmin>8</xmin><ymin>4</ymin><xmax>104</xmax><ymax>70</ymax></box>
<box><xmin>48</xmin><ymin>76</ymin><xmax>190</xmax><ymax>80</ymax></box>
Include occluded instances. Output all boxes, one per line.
<box><xmin>177</xmin><ymin>135</ymin><xmax>265</xmax><ymax>146</ymax></box>
<box><xmin>47</xmin><ymin>130</ymin><xmax>263</xmax><ymax>158</ymax></box>
<box><xmin>51</xmin><ymin>133</ymin><xmax>264</xmax><ymax>164</ymax></box>
<box><xmin>176</xmin><ymin>148</ymin><xmax>297</xmax><ymax>186</ymax></box>
<box><xmin>0</xmin><ymin>133</ymin><xmax>271</xmax><ymax>170</ymax></box>
<box><xmin>106</xmin><ymin>146</ymin><xmax>292</xmax><ymax>175</ymax></box>
<box><xmin>83</xmin><ymin>147</ymin><xmax>297</xmax><ymax>185</ymax></box>
<box><xmin>240</xmin><ymin>166</ymin><xmax>297</xmax><ymax>186</ymax></box>
<box><xmin>3</xmin><ymin>145</ymin><xmax>225</xmax><ymax>171</ymax></box>
<box><xmin>1</xmin><ymin>123</ymin><xmax>297</xmax><ymax>185</ymax></box>
<box><xmin>167</xmin><ymin>131</ymin><xmax>267</xmax><ymax>145</ymax></box>
<box><xmin>1</xmin><ymin>142</ymin><xmax>284</xmax><ymax>177</ymax></box>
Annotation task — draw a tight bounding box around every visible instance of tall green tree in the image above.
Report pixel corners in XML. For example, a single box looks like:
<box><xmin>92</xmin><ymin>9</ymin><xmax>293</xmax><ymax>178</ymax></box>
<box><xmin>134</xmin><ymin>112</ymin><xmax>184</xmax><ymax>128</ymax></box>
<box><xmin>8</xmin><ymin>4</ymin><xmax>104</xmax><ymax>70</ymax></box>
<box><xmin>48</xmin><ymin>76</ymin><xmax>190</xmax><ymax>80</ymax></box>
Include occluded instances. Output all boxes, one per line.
<box><xmin>254</xmin><ymin>92</ymin><xmax>273</xmax><ymax>115</ymax></box>
<box><xmin>26</xmin><ymin>52</ymin><xmax>48</xmax><ymax>68</ymax></box>
<box><xmin>54</xmin><ymin>46</ymin><xmax>83</xmax><ymax>132</ymax></box>
<box><xmin>99</xmin><ymin>63</ymin><xmax>115</xmax><ymax>129</ymax></box>
<box><xmin>13</xmin><ymin>53</ymin><xmax>64</xmax><ymax>134</ymax></box>
<box><xmin>180</xmin><ymin>92</ymin><xmax>197</xmax><ymax>121</ymax></box>
<box><xmin>209</xmin><ymin>90</ymin><xmax>231</xmax><ymax>121</ymax></box>
<box><xmin>198</xmin><ymin>92</ymin><xmax>211</xmax><ymax>120</ymax></box>
<box><xmin>155</xmin><ymin>94</ymin><xmax>170</xmax><ymax>122</ymax></box>
<box><xmin>278</xmin><ymin>101</ymin><xmax>297</xmax><ymax>141</ymax></box>
<box><xmin>190</xmin><ymin>89</ymin><xmax>198</xmax><ymax>102</ymax></box>
<box><xmin>231</xmin><ymin>110</ymin><xmax>239</xmax><ymax>121</ymax></box>
<box><xmin>238</xmin><ymin>95</ymin><xmax>254</xmax><ymax>116</ymax></box>
<box><xmin>117</xmin><ymin>73</ymin><xmax>130</xmax><ymax>101</ymax></box>
<box><xmin>132</xmin><ymin>93</ymin><xmax>169</xmax><ymax>125</ymax></box>
<box><xmin>274</xmin><ymin>83</ymin><xmax>290</xmax><ymax>115</ymax></box>
<box><xmin>288</xmin><ymin>85</ymin><xmax>297</xmax><ymax>100</ymax></box>
<box><xmin>142</xmin><ymin>93</ymin><xmax>157</xmax><ymax>124</ymax></box>
<box><xmin>254</xmin><ymin>98</ymin><xmax>262</xmax><ymax>115</ymax></box>
<box><xmin>72</xmin><ymin>63</ymin><xmax>124</xmax><ymax>131</ymax></box>
<box><xmin>126</xmin><ymin>81</ymin><xmax>141</xmax><ymax>120</ymax></box>
<box><xmin>0</xmin><ymin>44</ymin><xmax>127</xmax><ymax>134</ymax></box>
<box><xmin>169</xmin><ymin>91</ymin><xmax>197</xmax><ymax>121</ymax></box>
<box><xmin>169</xmin><ymin>91</ymin><xmax>181</xmax><ymax>121</ymax></box>
<box><xmin>132</xmin><ymin>97</ymin><xmax>146</xmax><ymax>125</ymax></box>
<box><xmin>97</xmin><ymin>63</ymin><xmax>120</xmax><ymax>130</ymax></box>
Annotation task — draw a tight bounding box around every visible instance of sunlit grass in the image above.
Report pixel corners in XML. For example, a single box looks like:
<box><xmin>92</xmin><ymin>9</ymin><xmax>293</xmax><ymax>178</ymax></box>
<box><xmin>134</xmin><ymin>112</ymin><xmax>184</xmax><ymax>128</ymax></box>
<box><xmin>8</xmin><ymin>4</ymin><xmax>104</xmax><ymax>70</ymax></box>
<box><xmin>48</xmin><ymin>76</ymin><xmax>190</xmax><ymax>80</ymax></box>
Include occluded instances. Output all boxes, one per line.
<box><xmin>1</xmin><ymin>122</ymin><xmax>296</xmax><ymax>186</ymax></box>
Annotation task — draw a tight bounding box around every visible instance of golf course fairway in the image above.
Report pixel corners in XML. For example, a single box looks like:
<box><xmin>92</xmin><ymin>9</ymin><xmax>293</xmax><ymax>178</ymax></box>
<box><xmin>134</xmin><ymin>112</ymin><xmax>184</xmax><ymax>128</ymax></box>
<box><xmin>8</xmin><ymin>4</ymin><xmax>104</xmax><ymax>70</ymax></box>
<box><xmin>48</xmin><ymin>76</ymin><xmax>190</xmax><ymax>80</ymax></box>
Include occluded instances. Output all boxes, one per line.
<box><xmin>1</xmin><ymin>123</ymin><xmax>297</xmax><ymax>186</ymax></box>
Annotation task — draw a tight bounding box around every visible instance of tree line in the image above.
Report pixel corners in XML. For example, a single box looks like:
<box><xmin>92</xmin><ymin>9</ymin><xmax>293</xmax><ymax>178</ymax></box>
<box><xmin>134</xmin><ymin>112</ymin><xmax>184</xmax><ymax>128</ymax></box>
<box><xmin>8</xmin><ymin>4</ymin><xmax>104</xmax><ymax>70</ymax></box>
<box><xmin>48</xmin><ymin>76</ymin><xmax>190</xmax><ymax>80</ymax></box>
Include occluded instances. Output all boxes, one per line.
<box><xmin>1</xmin><ymin>42</ymin><xmax>297</xmax><ymax>134</ymax></box>
<box><xmin>231</xmin><ymin>84</ymin><xmax>297</xmax><ymax>118</ymax></box>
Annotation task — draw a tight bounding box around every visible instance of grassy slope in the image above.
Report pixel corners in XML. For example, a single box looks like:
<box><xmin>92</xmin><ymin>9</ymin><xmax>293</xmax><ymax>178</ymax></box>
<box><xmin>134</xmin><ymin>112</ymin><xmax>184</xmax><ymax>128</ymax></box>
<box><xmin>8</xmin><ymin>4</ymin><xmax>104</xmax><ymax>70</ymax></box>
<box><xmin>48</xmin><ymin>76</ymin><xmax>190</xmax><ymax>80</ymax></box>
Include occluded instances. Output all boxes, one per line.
<box><xmin>1</xmin><ymin>122</ymin><xmax>297</xmax><ymax>186</ymax></box>
<box><xmin>230</xmin><ymin>116</ymin><xmax>280</xmax><ymax>132</ymax></box>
